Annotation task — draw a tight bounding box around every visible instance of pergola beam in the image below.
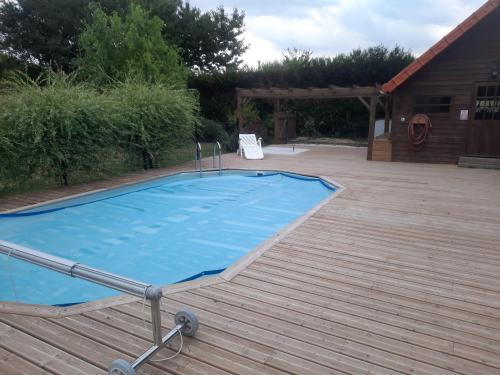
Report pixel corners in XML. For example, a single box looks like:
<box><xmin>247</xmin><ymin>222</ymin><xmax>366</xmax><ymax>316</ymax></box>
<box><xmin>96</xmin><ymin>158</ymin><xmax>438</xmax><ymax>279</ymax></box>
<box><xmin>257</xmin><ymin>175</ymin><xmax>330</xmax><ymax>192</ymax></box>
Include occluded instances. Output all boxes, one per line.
<box><xmin>236</xmin><ymin>85</ymin><xmax>388</xmax><ymax>160</ymax></box>
<box><xmin>236</xmin><ymin>86</ymin><xmax>380</xmax><ymax>100</ymax></box>
<box><xmin>357</xmin><ymin>96</ymin><xmax>371</xmax><ymax>111</ymax></box>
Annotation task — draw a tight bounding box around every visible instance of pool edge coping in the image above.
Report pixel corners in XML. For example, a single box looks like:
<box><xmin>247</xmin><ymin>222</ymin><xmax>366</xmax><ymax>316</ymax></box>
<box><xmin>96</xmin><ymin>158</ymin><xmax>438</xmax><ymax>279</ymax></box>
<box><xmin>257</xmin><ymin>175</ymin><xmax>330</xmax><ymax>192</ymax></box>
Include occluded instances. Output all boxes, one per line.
<box><xmin>0</xmin><ymin>170</ymin><xmax>345</xmax><ymax>318</ymax></box>
<box><xmin>218</xmin><ymin>174</ymin><xmax>344</xmax><ymax>282</ymax></box>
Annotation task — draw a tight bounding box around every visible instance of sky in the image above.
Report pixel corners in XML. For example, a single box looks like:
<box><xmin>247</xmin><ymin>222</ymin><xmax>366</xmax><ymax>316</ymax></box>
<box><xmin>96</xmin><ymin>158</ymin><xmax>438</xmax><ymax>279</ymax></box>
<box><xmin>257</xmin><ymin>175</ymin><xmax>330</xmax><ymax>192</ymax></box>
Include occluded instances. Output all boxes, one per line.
<box><xmin>190</xmin><ymin>0</ymin><xmax>487</xmax><ymax>67</ymax></box>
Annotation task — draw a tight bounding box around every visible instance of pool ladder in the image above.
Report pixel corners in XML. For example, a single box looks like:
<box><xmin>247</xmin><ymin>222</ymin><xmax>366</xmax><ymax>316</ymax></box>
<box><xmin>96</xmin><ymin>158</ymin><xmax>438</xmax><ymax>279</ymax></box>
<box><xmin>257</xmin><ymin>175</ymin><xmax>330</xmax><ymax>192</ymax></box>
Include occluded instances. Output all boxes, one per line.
<box><xmin>195</xmin><ymin>142</ymin><xmax>202</xmax><ymax>177</ymax></box>
<box><xmin>213</xmin><ymin>141</ymin><xmax>222</xmax><ymax>176</ymax></box>
<box><xmin>195</xmin><ymin>142</ymin><xmax>222</xmax><ymax>177</ymax></box>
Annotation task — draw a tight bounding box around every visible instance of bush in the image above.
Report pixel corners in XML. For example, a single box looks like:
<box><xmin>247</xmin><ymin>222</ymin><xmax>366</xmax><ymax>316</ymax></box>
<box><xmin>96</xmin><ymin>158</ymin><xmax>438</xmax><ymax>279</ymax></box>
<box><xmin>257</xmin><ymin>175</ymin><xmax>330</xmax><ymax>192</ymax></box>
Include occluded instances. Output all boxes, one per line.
<box><xmin>301</xmin><ymin>117</ymin><xmax>319</xmax><ymax>137</ymax></box>
<box><xmin>0</xmin><ymin>72</ymin><xmax>116</xmax><ymax>186</ymax></box>
<box><xmin>197</xmin><ymin>119</ymin><xmax>229</xmax><ymax>147</ymax></box>
<box><xmin>0</xmin><ymin>134</ymin><xmax>13</xmax><ymax>181</ymax></box>
<box><xmin>109</xmin><ymin>81</ymin><xmax>199</xmax><ymax>169</ymax></box>
<box><xmin>0</xmin><ymin>72</ymin><xmax>199</xmax><ymax>191</ymax></box>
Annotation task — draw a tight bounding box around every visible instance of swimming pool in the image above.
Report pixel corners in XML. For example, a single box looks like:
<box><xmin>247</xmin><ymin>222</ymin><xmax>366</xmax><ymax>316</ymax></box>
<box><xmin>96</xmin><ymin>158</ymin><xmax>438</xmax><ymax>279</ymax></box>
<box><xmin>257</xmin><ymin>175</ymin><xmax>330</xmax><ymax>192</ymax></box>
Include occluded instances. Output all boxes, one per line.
<box><xmin>0</xmin><ymin>170</ymin><xmax>336</xmax><ymax>306</ymax></box>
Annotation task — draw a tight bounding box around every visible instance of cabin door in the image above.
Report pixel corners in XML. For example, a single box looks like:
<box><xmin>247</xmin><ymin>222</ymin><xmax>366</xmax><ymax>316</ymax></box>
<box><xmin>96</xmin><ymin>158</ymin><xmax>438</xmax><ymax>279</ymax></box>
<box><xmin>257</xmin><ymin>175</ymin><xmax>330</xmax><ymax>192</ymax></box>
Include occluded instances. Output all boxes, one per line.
<box><xmin>468</xmin><ymin>84</ymin><xmax>500</xmax><ymax>157</ymax></box>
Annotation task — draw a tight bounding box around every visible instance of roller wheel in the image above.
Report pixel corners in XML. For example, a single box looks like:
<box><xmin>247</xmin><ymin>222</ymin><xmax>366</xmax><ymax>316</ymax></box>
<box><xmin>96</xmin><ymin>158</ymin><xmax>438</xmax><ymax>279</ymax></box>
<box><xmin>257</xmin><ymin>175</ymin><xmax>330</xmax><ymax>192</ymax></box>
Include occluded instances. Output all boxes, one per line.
<box><xmin>175</xmin><ymin>308</ymin><xmax>199</xmax><ymax>337</ymax></box>
<box><xmin>108</xmin><ymin>359</ymin><xmax>136</xmax><ymax>375</ymax></box>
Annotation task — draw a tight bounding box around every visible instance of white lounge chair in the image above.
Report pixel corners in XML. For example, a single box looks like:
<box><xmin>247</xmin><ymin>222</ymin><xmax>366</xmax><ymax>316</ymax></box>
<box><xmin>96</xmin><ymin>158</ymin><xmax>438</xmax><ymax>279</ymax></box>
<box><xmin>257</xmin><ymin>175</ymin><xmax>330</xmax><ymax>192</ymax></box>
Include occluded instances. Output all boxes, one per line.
<box><xmin>238</xmin><ymin>134</ymin><xmax>264</xmax><ymax>160</ymax></box>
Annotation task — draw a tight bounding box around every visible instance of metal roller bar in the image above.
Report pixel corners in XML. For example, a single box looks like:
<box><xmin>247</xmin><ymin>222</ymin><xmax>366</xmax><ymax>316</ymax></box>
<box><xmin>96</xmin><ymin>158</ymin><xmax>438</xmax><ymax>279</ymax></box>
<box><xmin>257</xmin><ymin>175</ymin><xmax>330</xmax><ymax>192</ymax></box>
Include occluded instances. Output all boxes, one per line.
<box><xmin>0</xmin><ymin>240</ymin><xmax>154</xmax><ymax>298</ymax></box>
<box><xmin>0</xmin><ymin>239</ymin><xmax>200</xmax><ymax>375</ymax></box>
<box><xmin>0</xmin><ymin>240</ymin><xmax>75</xmax><ymax>274</ymax></box>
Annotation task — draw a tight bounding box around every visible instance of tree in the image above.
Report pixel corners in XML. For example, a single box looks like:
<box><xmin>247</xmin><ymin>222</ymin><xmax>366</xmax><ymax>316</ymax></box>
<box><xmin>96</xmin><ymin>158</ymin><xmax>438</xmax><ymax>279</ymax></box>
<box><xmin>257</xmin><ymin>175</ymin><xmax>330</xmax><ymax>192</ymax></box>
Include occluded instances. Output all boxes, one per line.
<box><xmin>0</xmin><ymin>52</ymin><xmax>42</xmax><ymax>84</ymax></box>
<box><xmin>76</xmin><ymin>3</ymin><xmax>187</xmax><ymax>86</ymax></box>
<box><xmin>96</xmin><ymin>0</ymin><xmax>248</xmax><ymax>72</ymax></box>
<box><xmin>0</xmin><ymin>0</ymin><xmax>247</xmax><ymax>73</ymax></box>
<box><xmin>282</xmin><ymin>48</ymin><xmax>313</xmax><ymax>66</ymax></box>
<box><xmin>160</xmin><ymin>2</ymin><xmax>247</xmax><ymax>72</ymax></box>
<box><xmin>0</xmin><ymin>52</ymin><xmax>18</xmax><ymax>80</ymax></box>
<box><xmin>0</xmin><ymin>0</ymin><xmax>90</xmax><ymax>71</ymax></box>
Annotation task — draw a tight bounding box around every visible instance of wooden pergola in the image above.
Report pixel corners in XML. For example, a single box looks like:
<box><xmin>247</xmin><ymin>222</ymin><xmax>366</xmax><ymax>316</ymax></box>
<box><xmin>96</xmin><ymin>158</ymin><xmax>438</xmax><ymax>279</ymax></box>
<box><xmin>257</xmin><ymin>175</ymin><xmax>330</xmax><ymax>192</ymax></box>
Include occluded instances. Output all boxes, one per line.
<box><xmin>235</xmin><ymin>86</ymin><xmax>389</xmax><ymax>160</ymax></box>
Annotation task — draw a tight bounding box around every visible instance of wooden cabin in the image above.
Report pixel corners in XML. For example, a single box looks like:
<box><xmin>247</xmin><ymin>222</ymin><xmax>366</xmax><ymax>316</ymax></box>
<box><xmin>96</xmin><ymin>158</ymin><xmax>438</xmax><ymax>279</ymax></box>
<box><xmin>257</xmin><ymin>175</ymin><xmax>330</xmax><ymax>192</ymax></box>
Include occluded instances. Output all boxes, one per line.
<box><xmin>378</xmin><ymin>0</ymin><xmax>500</xmax><ymax>164</ymax></box>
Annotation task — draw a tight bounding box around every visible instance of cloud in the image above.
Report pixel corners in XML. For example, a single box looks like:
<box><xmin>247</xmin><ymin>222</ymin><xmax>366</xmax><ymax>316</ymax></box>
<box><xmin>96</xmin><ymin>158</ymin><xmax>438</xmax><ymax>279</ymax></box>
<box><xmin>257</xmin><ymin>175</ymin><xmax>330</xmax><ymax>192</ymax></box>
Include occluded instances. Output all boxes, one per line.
<box><xmin>190</xmin><ymin>0</ymin><xmax>486</xmax><ymax>66</ymax></box>
<box><xmin>242</xmin><ymin>30</ymin><xmax>282</xmax><ymax>67</ymax></box>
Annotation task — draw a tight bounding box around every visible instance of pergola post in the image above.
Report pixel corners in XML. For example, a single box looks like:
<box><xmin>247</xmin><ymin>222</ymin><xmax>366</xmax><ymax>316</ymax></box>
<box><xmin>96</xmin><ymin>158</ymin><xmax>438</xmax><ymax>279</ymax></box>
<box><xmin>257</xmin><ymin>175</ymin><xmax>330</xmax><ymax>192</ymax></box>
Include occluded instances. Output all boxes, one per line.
<box><xmin>367</xmin><ymin>93</ymin><xmax>377</xmax><ymax>160</ymax></box>
<box><xmin>273</xmin><ymin>98</ymin><xmax>280</xmax><ymax>143</ymax></box>
<box><xmin>384</xmin><ymin>96</ymin><xmax>391</xmax><ymax>134</ymax></box>
<box><xmin>235</xmin><ymin>86</ymin><xmax>383</xmax><ymax>160</ymax></box>
<box><xmin>236</xmin><ymin>92</ymin><xmax>243</xmax><ymax>132</ymax></box>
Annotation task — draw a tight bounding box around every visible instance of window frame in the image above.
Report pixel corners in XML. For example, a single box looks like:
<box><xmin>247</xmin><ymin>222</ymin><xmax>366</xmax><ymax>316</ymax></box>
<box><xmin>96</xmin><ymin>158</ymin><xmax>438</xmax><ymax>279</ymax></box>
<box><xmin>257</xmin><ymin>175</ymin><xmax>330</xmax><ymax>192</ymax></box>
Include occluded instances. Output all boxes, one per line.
<box><xmin>473</xmin><ymin>84</ymin><xmax>500</xmax><ymax>121</ymax></box>
<box><xmin>413</xmin><ymin>95</ymin><xmax>453</xmax><ymax>115</ymax></box>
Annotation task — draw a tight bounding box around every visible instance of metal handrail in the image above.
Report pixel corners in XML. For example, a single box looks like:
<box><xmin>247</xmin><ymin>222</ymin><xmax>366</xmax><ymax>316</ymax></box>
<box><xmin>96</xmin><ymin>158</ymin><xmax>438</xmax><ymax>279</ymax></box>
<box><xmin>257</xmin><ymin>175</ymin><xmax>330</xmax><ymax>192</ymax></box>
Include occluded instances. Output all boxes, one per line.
<box><xmin>213</xmin><ymin>141</ymin><xmax>222</xmax><ymax>176</ymax></box>
<box><xmin>195</xmin><ymin>142</ymin><xmax>202</xmax><ymax>177</ymax></box>
<box><xmin>0</xmin><ymin>240</ymin><xmax>198</xmax><ymax>375</ymax></box>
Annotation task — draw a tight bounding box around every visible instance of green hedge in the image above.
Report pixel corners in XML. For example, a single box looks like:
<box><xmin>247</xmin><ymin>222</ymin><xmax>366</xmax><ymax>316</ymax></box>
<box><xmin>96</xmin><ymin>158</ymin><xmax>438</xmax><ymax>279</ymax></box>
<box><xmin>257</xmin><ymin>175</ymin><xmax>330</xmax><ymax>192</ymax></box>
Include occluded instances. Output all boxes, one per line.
<box><xmin>110</xmin><ymin>82</ymin><xmax>199</xmax><ymax>169</ymax></box>
<box><xmin>0</xmin><ymin>72</ymin><xmax>199</xmax><ymax>193</ymax></box>
<box><xmin>189</xmin><ymin>46</ymin><xmax>414</xmax><ymax>138</ymax></box>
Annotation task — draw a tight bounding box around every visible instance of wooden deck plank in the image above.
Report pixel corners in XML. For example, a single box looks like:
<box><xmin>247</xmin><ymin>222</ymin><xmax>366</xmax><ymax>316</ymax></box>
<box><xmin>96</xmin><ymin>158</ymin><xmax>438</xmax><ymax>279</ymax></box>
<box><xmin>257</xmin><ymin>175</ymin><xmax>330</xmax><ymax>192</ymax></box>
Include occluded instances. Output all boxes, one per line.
<box><xmin>246</xmin><ymin>261</ymin><xmax>500</xmax><ymax>331</ymax></box>
<box><xmin>294</xmin><ymin>222</ymin><xmax>500</xmax><ymax>266</ymax></box>
<box><xmin>1</xmin><ymin>146</ymin><xmax>500</xmax><ymax>374</ymax></box>
<box><xmin>83</xmin><ymin>306</ymin><xmax>291</xmax><ymax>375</ymax></box>
<box><xmin>299</xmin><ymin>218</ymin><xmax>500</xmax><ymax>259</ymax></box>
<box><xmin>50</xmin><ymin>313</ymin><xmax>236</xmax><ymax>375</ymax></box>
<box><xmin>0</xmin><ymin>347</ymin><xmax>50</xmax><ymax>375</ymax></box>
<box><xmin>292</xmin><ymin>219</ymin><xmax>500</xmax><ymax>261</ymax></box>
<box><xmin>105</xmin><ymin>304</ymin><xmax>340</xmax><ymax>375</ymax></box>
<box><xmin>166</xmin><ymin>291</ymin><xmax>456</xmax><ymax>375</ymax></box>
<box><xmin>272</xmin><ymin>242</ymin><xmax>500</xmax><ymax>292</ymax></box>
<box><xmin>193</xmin><ymin>284</ymin><xmax>499</xmax><ymax>374</ymax></box>
<box><xmin>253</xmin><ymin>255</ymin><xmax>500</xmax><ymax>319</ymax></box>
<box><xmin>0</xmin><ymin>322</ymin><xmax>104</xmax><ymax>375</ymax></box>
<box><xmin>260</xmin><ymin>251</ymin><xmax>500</xmax><ymax>309</ymax></box>
<box><xmin>265</xmin><ymin>244</ymin><xmax>500</xmax><ymax>292</ymax></box>
<box><xmin>278</xmin><ymin>233</ymin><xmax>500</xmax><ymax>280</ymax></box>
<box><xmin>235</xmin><ymin>270</ymin><xmax>500</xmax><ymax>347</ymax></box>
<box><xmin>210</xmin><ymin>278</ymin><xmax>500</xmax><ymax>369</ymax></box>
<box><xmin>0</xmin><ymin>315</ymin><xmax>158</xmax><ymax>374</ymax></box>
<box><xmin>159</xmin><ymin>294</ymin><xmax>390</xmax><ymax>374</ymax></box>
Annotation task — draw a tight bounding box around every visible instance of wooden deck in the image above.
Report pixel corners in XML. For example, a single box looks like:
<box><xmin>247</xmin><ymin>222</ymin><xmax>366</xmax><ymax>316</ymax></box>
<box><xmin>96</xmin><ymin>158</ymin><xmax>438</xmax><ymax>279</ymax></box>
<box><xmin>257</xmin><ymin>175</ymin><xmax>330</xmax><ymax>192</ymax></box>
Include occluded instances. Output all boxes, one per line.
<box><xmin>1</xmin><ymin>145</ymin><xmax>500</xmax><ymax>375</ymax></box>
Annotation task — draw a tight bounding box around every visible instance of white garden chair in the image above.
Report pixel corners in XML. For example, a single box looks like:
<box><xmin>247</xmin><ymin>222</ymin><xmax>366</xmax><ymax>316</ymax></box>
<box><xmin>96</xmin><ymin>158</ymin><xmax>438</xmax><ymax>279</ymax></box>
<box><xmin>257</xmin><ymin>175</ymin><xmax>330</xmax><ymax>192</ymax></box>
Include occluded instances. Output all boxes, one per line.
<box><xmin>238</xmin><ymin>134</ymin><xmax>264</xmax><ymax>160</ymax></box>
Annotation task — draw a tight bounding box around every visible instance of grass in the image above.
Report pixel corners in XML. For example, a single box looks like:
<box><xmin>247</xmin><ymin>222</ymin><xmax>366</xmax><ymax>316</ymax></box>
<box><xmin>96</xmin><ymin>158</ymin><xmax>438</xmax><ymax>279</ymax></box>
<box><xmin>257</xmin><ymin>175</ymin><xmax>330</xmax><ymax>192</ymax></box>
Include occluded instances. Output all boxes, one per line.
<box><xmin>0</xmin><ymin>142</ymin><xmax>218</xmax><ymax>199</ymax></box>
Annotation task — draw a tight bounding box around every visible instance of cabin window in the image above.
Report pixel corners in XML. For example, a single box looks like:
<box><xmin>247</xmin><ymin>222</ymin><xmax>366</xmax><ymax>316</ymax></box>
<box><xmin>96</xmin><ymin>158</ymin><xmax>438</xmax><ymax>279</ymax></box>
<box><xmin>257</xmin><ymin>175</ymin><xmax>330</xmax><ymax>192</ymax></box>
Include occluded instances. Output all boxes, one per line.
<box><xmin>475</xmin><ymin>85</ymin><xmax>500</xmax><ymax>120</ymax></box>
<box><xmin>414</xmin><ymin>96</ymin><xmax>451</xmax><ymax>114</ymax></box>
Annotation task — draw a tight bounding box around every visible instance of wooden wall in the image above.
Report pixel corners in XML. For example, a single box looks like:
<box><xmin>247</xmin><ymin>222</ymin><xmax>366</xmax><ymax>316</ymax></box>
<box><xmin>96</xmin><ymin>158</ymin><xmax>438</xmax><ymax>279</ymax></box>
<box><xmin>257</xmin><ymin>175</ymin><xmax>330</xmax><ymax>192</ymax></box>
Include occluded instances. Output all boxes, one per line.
<box><xmin>372</xmin><ymin>138</ymin><xmax>392</xmax><ymax>161</ymax></box>
<box><xmin>390</xmin><ymin>7</ymin><xmax>500</xmax><ymax>163</ymax></box>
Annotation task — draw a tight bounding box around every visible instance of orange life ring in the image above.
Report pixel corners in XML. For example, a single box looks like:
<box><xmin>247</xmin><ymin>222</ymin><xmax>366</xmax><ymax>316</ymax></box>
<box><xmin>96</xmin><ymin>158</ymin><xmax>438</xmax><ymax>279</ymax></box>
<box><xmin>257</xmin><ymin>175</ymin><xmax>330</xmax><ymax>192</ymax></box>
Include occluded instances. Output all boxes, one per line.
<box><xmin>408</xmin><ymin>114</ymin><xmax>432</xmax><ymax>145</ymax></box>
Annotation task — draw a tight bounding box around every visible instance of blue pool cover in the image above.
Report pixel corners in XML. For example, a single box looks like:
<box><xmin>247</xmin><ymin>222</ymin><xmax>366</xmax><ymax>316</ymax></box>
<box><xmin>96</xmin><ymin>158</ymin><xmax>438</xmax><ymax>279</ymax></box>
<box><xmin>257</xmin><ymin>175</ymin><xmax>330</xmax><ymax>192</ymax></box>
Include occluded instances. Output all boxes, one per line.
<box><xmin>0</xmin><ymin>170</ymin><xmax>335</xmax><ymax>305</ymax></box>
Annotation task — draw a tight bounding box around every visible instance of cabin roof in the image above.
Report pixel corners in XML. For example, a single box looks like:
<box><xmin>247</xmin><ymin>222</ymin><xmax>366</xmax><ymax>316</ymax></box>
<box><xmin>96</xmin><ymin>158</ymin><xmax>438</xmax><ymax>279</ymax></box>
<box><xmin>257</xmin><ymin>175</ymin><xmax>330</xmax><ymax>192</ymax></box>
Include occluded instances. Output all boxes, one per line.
<box><xmin>382</xmin><ymin>0</ymin><xmax>500</xmax><ymax>93</ymax></box>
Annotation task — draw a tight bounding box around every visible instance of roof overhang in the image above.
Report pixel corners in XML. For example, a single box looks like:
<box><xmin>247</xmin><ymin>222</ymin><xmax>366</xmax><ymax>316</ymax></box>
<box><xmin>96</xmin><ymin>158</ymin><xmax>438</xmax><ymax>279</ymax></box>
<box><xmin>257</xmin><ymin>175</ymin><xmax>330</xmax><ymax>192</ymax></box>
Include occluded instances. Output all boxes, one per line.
<box><xmin>382</xmin><ymin>0</ymin><xmax>500</xmax><ymax>93</ymax></box>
